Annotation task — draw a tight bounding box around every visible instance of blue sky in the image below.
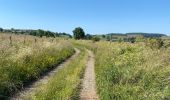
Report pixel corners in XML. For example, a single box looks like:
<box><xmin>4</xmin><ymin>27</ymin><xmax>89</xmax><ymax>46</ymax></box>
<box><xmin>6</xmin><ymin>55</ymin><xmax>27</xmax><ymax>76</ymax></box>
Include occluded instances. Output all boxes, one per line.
<box><xmin>0</xmin><ymin>0</ymin><xmax>170</xmax><ymax>35</ymax></box>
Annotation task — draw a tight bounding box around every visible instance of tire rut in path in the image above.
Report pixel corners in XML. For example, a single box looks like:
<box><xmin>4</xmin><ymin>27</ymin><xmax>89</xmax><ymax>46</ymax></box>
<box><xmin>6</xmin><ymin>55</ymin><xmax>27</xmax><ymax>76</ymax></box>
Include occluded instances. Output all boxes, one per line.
<box><xmin>11</xmin><ymin>48</ymin><xmax>80</xmax><ymax>100</ymax></box>
<box><xmin>80</xmin><ymin>50</ymin><xmax>99</xmax><ymax>100</ymax></box>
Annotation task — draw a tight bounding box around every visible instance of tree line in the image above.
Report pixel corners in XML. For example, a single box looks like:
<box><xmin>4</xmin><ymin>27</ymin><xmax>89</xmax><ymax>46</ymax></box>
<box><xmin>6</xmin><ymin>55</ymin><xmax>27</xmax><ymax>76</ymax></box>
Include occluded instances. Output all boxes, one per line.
<box><xmin>0</xmin><ymin>27</ymin><xmax>99</xmax><ymax>41</ymax></box>
<box><xmin>0</xmin><ymin>27</ymin><xmax>167</xmax><ymax>42</ymax></box>
<box><xmin>0</xmin><ymin>28</ymin><xmax>72</xmax><ymax>38</ymax></box>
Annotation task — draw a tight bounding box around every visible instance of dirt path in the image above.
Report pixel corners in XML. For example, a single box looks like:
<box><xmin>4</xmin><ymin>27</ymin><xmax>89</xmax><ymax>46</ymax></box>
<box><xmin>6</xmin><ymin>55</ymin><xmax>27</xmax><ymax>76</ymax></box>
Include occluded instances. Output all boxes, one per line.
<box><xmin>80</xmin><ymin>50</ymin><xmax>99</xmax><ymax>100</ymax></box>
<box><xmin>11</xmin><ymin>48</ymin><xmax>80</xmax><ymax>100</ymax></box>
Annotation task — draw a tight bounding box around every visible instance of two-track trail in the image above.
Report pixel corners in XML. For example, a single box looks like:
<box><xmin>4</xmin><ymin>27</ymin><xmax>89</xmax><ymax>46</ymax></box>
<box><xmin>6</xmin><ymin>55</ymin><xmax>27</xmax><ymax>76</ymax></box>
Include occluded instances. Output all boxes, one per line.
<box><xmin>11</xmin><ymin>48</ymin><xmax>80</xmax><ymax>100</ymax></box>
<box><xmin>80</xmin><ymin>50</ymin><xmax>99</xmax><ymax>100</ymax></box>
<box><xmin>11</xmin><ymin>48</ymin><xmax>99</xmax><ymax>100</ymax></box>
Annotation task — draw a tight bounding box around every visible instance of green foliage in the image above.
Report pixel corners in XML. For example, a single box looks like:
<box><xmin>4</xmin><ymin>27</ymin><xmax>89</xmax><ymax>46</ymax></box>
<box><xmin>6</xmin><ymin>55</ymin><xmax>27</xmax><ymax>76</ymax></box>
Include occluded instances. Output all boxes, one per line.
<box><xmin>35</xmin><ymin>29</ymin><xmax>56</xmax><ymax>38</ymax></box>
<box><xmin>92</xmin><ymin>36</ymin><xmax>100</xmax><ymax>42</ymax></box>
<box><xmin>78</xmin><ymin>41</ymin><xmax>170</xmax><ymax>100</ymax></box>
<box><xmin>0</xmin><ymin>34</ymin><xmax>74</xmax><ymax>99</ymax></box>
<box><xmin>30</xmin><ymin>30</ymin><xmax>37</xmax><ymax>36</ymax></box>
<box><xmin>73</xmin><ymin>27</ymin><xmax>85</xmax><ymax>39</ymax></box>
<box><xmin>135</xmin><ymin>36</ymin><xmax>144</xmax><ymax>42</ymax></box>
<box><xmin>0</xmin><ymin>28</ymin><xmax>3</xmax><ymax>32</ymax></box>
<box><xmin>128</xmin><ymin>37</ymin><xmax>136</xmax><ymax>43</ymax></box>
<box><xmin>118</xmin><ymin>38</ymin><xmax>123</xmax><ymax>43</ymax></box>
<box><xmin>102</xmin><ymin>35</ymin><xmax>106</xmax><ymax>38</ymax></box>
<box><xmin>145</xmin><ymin>38</ymin><xmax>164</xmax><ymax>49</ymax></box>
<box><xmin>106</xmin><ymin>35</ymin><xmax>111</xmax><ymax>41</ymax></box>
<box><xmin>58</xmin><ymin>32</ymin><xmax>72</xmax><ymax>38</ymax></box>
<box><xmin>27</xmin><ymin>48</ymin><xmax>87</xmax><ymax>100</ymax></box>
<box><xmin>1</xmin><ymin>28</ymin><xmax>72</xmax><ymax>38</ymax></box>
<box><xmin>85</xmin><ymin>34</ymin><xmax>92</xmax><ymax>40</ymax></box>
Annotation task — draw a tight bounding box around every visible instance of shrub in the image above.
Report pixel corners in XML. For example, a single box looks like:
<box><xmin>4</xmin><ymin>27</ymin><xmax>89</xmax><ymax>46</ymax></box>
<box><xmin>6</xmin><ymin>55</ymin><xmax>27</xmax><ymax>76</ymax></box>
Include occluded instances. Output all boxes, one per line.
<box><xmin>128</xmin><ymin>37</ymin><xmax>136</xmax><ymax>43</ymax></box>
<box><xmin>145</xmin><ymin>38</ymin><xmax>164</xmax><ymax>49</ymax></box>
<box><xmin>92</xmin><ymin>37</ymin><xmax>100</xmax><ymax>42</ymax></box>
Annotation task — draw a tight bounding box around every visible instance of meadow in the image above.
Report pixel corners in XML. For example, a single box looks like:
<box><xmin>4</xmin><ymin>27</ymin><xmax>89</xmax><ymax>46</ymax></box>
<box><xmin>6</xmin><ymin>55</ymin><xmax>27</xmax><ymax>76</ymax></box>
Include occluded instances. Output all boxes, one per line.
<box><xmin>73</xmin><ymin>39</ymin><xmax>170</xmax><ymax>100</ymax></box>
<box><xmin>93</xmin><ymin>42</ymin><xmax>170</xmax><ymax>100</ymax></box>
<box><xmin>26</xmin><ymin>47</ymin><xmax>87</xmax><ymax>100</ymax></box>
<box><xmin>0</xmin><ymin>32</ymin><xmax>170</xmax><ymax>100</ymax></box>
<box><xmin>0</xmin><ymin>33</ymin><xmax>74</xmax><ymax>99</ymax></box>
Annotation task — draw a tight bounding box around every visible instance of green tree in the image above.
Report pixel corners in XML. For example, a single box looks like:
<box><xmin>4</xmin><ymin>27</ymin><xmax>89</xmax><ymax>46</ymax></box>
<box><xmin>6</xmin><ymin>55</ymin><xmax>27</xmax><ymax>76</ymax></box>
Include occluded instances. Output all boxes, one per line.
<box><xmin>45</xmin><ymin>31</ymin><xmax>55</xmax><ymax>37</ymax></box>
<box><xmin>102</xmin><ymin>35</ymin><xmax>106</xmax><ymax>38</ymax></box>
<box><xmin>85</xmin><ymin>34</ymin><xmax>92</xmax><ymax>40</ymax></box>
<box><xmin>106</xmin><ymin>35</ymin><xmax>111</xmax><ymax>41</ymax></box>
<box><xmin>128</xmin><ymin>37</ymin><xmax>136</xmax><ymax>43</ymax></box>
<box><xmin>0</xmin><ymin>28</ymin><xmax>3</xmax><ymax>32</ymax></box>
<box><xmin>37</xmin><ymin>29</ymin><xmax>45</xmax><ymax>37</ymax></box>
<box><xmin>92</xmin><ymin>36</ymin><xmax>100</xmax><ymax>42</ymax></box>
<box><xmin>73</xmin><ymin>27</ymin><xmax>85</xmax><ymax>39</ymax></box>
<box><xmin>30</xmin><ymin>30</ymin><xmax>37</xmax><ymax>36</ymax></box>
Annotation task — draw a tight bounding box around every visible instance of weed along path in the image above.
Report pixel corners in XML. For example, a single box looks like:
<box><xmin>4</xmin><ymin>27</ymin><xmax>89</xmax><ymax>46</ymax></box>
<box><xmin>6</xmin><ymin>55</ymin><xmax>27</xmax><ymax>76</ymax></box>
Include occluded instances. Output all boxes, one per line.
<box><xmin>11</xmin><ymin>48</ymin><xmax>80</xmax><ymax>100</ymax></box>
<box><xmin>80</xmin><ymin>50</ymin><xmax>99</xmax><ymax>100</ymax></box>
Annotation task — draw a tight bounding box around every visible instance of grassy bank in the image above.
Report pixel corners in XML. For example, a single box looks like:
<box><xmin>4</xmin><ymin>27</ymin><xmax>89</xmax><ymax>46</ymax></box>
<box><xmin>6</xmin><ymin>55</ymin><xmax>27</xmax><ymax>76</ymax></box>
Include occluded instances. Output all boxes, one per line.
<box><xmin>26</xmin><ymin>47</ymin><xmax>87</xmax><ymax>100</ymax></box>
<box><xmin>0</xmin><ymin>34</ymin><xmax>74</xmax><ymax>99</ymax></box>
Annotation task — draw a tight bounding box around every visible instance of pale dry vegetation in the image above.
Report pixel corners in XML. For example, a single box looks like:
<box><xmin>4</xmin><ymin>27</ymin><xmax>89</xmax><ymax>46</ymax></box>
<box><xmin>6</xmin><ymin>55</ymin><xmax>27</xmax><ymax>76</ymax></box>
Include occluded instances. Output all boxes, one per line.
<box><xmin>0</xmin><ymin>33</ymin><xmax>74</xmax><ymax>99</ymax></box>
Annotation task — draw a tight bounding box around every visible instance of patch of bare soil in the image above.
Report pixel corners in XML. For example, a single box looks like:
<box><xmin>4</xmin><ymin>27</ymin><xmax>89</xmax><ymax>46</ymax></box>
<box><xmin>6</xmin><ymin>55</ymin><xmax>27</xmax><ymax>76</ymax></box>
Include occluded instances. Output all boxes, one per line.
<box><xmin>80</xmin><ymin>50</ymin><xmax>99</xmax><ymax>100</ymax></box>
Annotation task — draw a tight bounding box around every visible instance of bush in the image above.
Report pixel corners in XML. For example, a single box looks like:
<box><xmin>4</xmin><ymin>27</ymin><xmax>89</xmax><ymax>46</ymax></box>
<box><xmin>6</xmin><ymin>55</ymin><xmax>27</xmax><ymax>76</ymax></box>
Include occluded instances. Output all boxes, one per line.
<box><xmin>128</xmin><ymin>37</ymin><xmax>136</xmax><ymax>43</ymax></box>
<box><xmin>145</xmin><ymin>38</ymin><xmax>164</xmax><ymax>49</ymax></box>
<box><xmin>92</xmin><ymin>37</ymin><xmax>100</xmax><ymax>42</ymax></box>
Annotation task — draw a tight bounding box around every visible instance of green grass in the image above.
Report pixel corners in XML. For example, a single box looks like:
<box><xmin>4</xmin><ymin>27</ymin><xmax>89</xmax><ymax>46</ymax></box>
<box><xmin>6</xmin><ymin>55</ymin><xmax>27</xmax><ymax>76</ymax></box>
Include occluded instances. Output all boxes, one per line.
<box><xmin>74</xmin><ymin>40</ymin><xmax>170</xmax><ymax>100</ymax></box>
<box><xmin>0</xmin><ymin>34</ymin><xmax>75</xmax><ymax>99</ymax></box>
<box><xmin>94</xmin><ymin>42</ymin><xmax>170</xmax><ymax>100</ymax></box>
<box><xmin>1</xmin><ymin>33</ymin><xmax>170</xmax><ymax>100</ymax></box>
<box><xmin>27</xmin><ymin>47</ymin><xmax>87</xmax><ymax>100</ymax></box>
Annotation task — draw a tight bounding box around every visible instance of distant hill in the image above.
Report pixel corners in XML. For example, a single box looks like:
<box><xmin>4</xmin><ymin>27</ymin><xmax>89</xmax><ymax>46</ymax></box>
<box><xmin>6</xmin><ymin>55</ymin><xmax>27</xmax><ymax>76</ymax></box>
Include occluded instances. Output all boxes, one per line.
<box><xmin>126</xmin><ymin>33</ymin><xmax>167</xmax><ymax>38</ymax></box>
<box><xmin>106</xmin><ymin>33</ymin><xmax>167</xmax><ymax>38</ymax></box>
<box><xmin>95</xmin><ymin>33</ymin><xmax>167</xmax><ymax>42</ymax></box>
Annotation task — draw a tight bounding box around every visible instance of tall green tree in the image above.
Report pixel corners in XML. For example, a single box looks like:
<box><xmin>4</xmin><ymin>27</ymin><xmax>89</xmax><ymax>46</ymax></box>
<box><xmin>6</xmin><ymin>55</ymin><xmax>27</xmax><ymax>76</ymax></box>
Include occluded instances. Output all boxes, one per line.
<box><xmin>0</xmin><ymin>28</ymin><xmax>3</xmax><ymax>32</ymax></box>
<box><xmin>37</xmin><ymin>29</ymin><xmax>45</xmax><ymax>37</ymax></box>
<box><xmin>0</xmin><ymin>27</ymin><xmax>3</xmax><ymax>32</ymax></box>
<box><xmin>85</xmin><ymin>34</ymin><xmax>92</xmax><ymax>40</ymax></box>
<box><xmin>30</xmin><ymin>30</ymin><xmax>37</xmax><ymax>36</ymax></box>
<box><xmin>73</xmin><ymin>27</ymin><xmax>85</xmax><ymax>39</ymax></box>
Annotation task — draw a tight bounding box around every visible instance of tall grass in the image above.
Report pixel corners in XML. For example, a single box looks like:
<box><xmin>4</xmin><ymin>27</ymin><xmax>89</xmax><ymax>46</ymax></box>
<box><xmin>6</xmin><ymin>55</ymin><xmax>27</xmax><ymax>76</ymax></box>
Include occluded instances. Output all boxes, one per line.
<box><xmin>94</xmin><ymin>42</ymin><xmax>170</xmax><ymax>100</ymax></box>
<box><xmin>0</xmin><ymin>33</ymin><xmax>74</xmax><ymax>99</ymax></box>
<box><xmin>27</xmin><ymin>47</ymin><xmax>87</xmax><ymax>100</ymax></box>
<box><xmin>74</xmin><ymin>40</ymin><xmax>170</xmax><ymax>100</ymax></box>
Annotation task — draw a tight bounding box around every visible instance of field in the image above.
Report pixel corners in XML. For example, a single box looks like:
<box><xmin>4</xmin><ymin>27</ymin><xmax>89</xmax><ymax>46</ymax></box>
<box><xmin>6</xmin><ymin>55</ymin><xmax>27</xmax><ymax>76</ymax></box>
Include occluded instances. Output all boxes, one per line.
<box><xmin>0</xmin><ymin>33</ymin><xmax>170</xmax><ymax>100</ymax></box>
<box><xmin>73</xmin><ymin>40</ymin><xmax>170</xmax><ymax>100</ymax></box>
<box><xmin>0</xmin><ymin>33</ymin><xmax>74</xmax><ymax>99</ymax></box>
<box><xmin>93</xmin><ymin>42</ymin><xmax>170</xmax><ymax>100</ymax></box>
